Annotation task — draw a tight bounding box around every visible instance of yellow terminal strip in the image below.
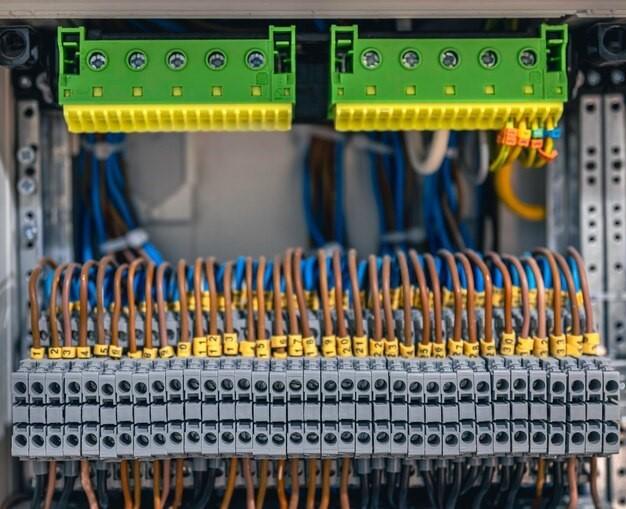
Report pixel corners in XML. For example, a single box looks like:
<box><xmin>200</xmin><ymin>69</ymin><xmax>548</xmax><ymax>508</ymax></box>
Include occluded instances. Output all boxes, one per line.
<box><xmin>368</xmin><ymin>339</ymin><xmax>384</xmax><ymax>357</ymax></box>
<box><xmin>61</xmin><ymin>346</ymin><xmax>77</xmax><ymax>359</ymax></box>
<box><xmin>399</xmin><ymin>343</ymin><xmax>414</xmax><ymax>358</ymax></box>
<box><xmin>177</xmin><ymin>342</ymin><xmax>192</xmax><ymax>357</ymax></box>
<box><xmin>463</xmin><ymin>341</ymin><xmax>479</xmax><ymax>357</ymax></box>
<box><xmin>239</xmin><ymin>340</ymin><xmax>256</xmax><ymax>357</ymax></box>
<box><xmin>384</xmin><ymin>338</ymin><xmax>399</xmax><ymax>357</ymax></box>
<box><xmin>127</xmin><ymin>350</ymin><xmax>142</xmax><ymax>359</ymax></box>
<box><xmin>108</xmin><ymin>345</ymin><xmax>123</xmax><ymax>359</ymax></box>
<box><xmin>432</xmin><ymin>343</ymin><xmax>446</xmax><ymax>358</ymax></box>
<box><xmin>336</xmin><ymin>336</ymin><xmax>353</xmax><ymax>356</ymax></box>
<box><xmin>48</xmin><ymin>347</ymin><xmax>62</xmax><ymax>359</ymax></box>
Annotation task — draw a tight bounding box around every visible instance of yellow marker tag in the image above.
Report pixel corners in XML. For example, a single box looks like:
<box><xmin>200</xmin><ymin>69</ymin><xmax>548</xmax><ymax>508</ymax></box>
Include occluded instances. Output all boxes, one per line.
<box><xmin>532</xmin><ymin>336</ymin><xmax>548</xmax><ymax>357</ymax></box>
<box><xmin>432</xmin><ymin>342</ymin><xmax>446</xmax><ymax>358</ymax></box>
<box><xmin>442</xmin><ymin>288</ymin><xmax>455</xmax><ymax>307</ymax></box>
<box><xmin>48</xmin><ymin>347</ymin><xmax>62</xmax><ymax>359</ymax></box>
<box><xmin>201</xmin><ymin>291</ymin><xmax>211</xmax><ymax>311</ymax></box>
<box><xmin>474</xmin><ymin>291</ymin><xmax>485</xmax><ymax>308</ymax></box>
<box><xmin>479</xmin><ymin>340</ymin><xmax>496</xmax><ymax>356</ymax></box>
<box><xmin>271</xmin><ymin>335</ymin><xmax>287</xmax><ymax>350</ymax></box>
<box><xmin>239</xmin><ymin>340</ymin><xmax>256</xmax><ymax>357</ymax></box>
<box><xmin>187</xmin><ymin>294</ymin><xmax>196</xmax><ymax>312</ymax></box>
<box><xmin>576</xmin><ymin>291</ymin><xmax>584</xmax><ymax>307</ymax></box>
<box><xmin>193</xmin><ymin>336</ymin><xmax>208</xmax><ymax>357</ymax></box>
<box><xmin>391</xmin><ymin>288</ymin><xmax>401</xmax><ymax>310</ymax></box>
<box><xmin>385</xmin><ymin>338</ymin><xmax>399</xmax><ymax>357</ymax></box>
<box><xmin>417</xmin><ymin>343</ymin><xmax>432</xmax><ymax>358</ymax></box>
<box><xmin>77</xmin><ymin>346</ymin><xmax>92</xmax><ymax>359</ymax></box>
<box><xmin>273</xmin><ymin>350</ymin><xmax>288</xmax><ymax>359</ymax></box>
<box><xmin>583</xmin><ymin>332</ymin><xmax>600</xmax><ymax>355</ymax></box>
<box><xmin>528</xmin><ymin>289</ymin><xmax>537</xmax><ymax>307</ymax></box>
<box><xmin>158</xmin><ymin>345</ymin><xmax>175</xmax><ymax>358</ymax></box>
<box><xmin>463</xmin><ymin>341</ymin><xmax>479</xmax><ymax>357</ymax></box>
<box><xmin>492</xmin><ymin>288</ymin><xmax>504</xmax><ymax>307</ymax></box>
<box><xmin>511</xmin><ymin>287</ymin><xmax>521</xmax><ymax>307</ymax></box>
<box><xmin>177</xmin><ymin>342</ymin><xmax>191</xmax><ymax>357</ymax></box>
<box><xmin>30</xmin><ymin>347</ymin><xmax>45</xmax><ymax>360</ymax></box>
<box><xmin>369</xmin><ymin>339</ymin><xmax>384</xmax><ymax>357</ymax></box>
<box><xmin>545</xmin><ymin>288</ymin><xmax>554</xmax><ymax>308</ymax></box>
<box><xmin>336</xmin><ymin>336</ymin><xmax>352</xmax><ymax>357</ymax></box>
<box><xmin>515</xmin><ymin>337</ymin><xmax>533</xmax><ymax>356</ymax></box>
<box><xmin>62</xmin><ymin>346</ymin><xmax>77</xmax><ymax>359</ymax></box>
<box><xmin>256</xmin><ymin>339</ymin><xmax>271</xmax><ymax>358</ymax></box>
<box><xmin>549</xmin><ymin>334</ymin><xmax>566</xmax><ymax>357</ymax></box>
<box><xmin>143</xmin><ymin>348</ymin><xmax>158</xmax><ymax>359</ymax></box>
<box><xmin>566</xmin><ymin>334</ymin><xmax>583</xmax><ymax>357</ymax></box>
<box><xmin>288</xmin><ymin>334</ymin><xmax>303</xmax><ymax>356</ymax></box>
<box><xmin>303</xmin><ymin>336</ymin><xmax>318</xmax><ymax>357</ymax></box>
<box><xmin>127</xmin><ymin>350</ymin><xmax>142</xmax><ymax>359</ymax></box>
<box><xmin>223</xmin><ymin>333</ymin><xmax>239</xmax><ymax>355</ymax></box>
<box><xmin>499</xmin><ymin>332</ymin><xmax>516</xmax><ymax>356</ymax></box>
<box><xmin>322</xmin><ymin>336</ymin><xmax>337</xmax><ymax>357</ymax></box>
<box><xmin>108</xmin><ymin>345</ymin><xmax>123</xmax><ymax>358</ymax></box>
<box><xmin>447</xmin><ymin>339</ymin><xmax>463</xmax><ymax>356</ymax></box>
<box><xmin>93</xmin><ymin>344</ymin><xmax>109</xmax><ymax>357</ymax></box>
<box><xmin>169</xmin><ymin>301</ymin><xmax>181</xmax><ymax>312</ymax></box>
<box><xmin>206</xmin><ymin>335</ymin><xmax>222</xmax><ymax>357</ymax></box>
<box><xmin>352</xmin><ymin>336</ymin><xmax>368</xmax><ymax>357</ymax></box>
<box><xmin>399</xmin><ymin>343</ymin><xmax>414</xmax><ymax>358</ymax></box>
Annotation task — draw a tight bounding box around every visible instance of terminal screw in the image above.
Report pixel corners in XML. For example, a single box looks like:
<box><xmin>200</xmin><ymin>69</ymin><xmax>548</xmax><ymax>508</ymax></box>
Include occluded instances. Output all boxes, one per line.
<box><xmin>246</xmin><ymin>51</ymin><xmax>266</xmax><ymax>70</ymax></box>
<box><xmin>128</xmin><ymin>51</ymin><xmax>147</xmax><ymax>70</ymax></box>
<box><xmin>519</xmin><ymin>49</ymin><xmax>537</xmax><ymax>68</ymax></box>
<box><xmin>401</xmin><ymin>50</ymin><xmax>420</xmax><ymax>69</ymax></box>
<box><xmin>88</xmin><ymin>51</ymin><xmax>107</xmax><ymax>71</ymax></box>
<box><xmin>441</xmin><ymin>50</ymin><xmax>459</xmax><ymax>69</ymax></box>
<box><xmin>207</xmin><ymin>51</ymin><xmax>226</xmax><ymax>70</ymax></box>
<box><xmin>361</xmin><ymin>49</ymin><xmax>381</xmax><ymax>69</ymax></box>
<box><xmin>167</xmin><ymin>51</ymin><xmax>187</xmax><ymax>70</ymax></box>
<box><xmin>480</xmin><ymin>49</ymin><xmax>498</xmax><ymax>68</ymax></box>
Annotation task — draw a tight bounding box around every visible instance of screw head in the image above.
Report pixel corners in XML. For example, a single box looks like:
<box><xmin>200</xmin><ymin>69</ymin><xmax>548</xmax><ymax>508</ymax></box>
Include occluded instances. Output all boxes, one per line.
<box><xmin>256</xmin><ymin>434</ymin><xmax>268</xmax><ymax>445</ymax></box>
<box><xmin>340</xmin><ymin>431</ymin><xmax>354</xmax><ymax>442</ymax></box>
<box><xmin>246</xmin><ymin>50</ymin><xmax>266</xmax><ymax>70</ymax></box>
<box><xmin>289</xmin><ymin>380</ymin><xmax>302</xmax><ymax>391</ymax></box>
<box><xmin>238</xmin><ymin>378</ymin><xmax>250</xmax><ymax>390</ymax></box>
<box><xmin>272</xmin><ymin>381</ymin><xmax>285</xmax><ymax>393</ymax></box>
<box><xmin>361</xmin><ymin>49</ymin><xmax>381</xmax><ymax>69</ymax></box>
<box><xmin>324</xmin><ymin>433</ymin><xmax>337</xmax><ymax>444</ymax></box>
<box><xmin>272</xmin><ymin>435</ymin><xmax>285</xmax><ymax>445</ymax></box>
<box><xmin>204</xmin><ymin>379</ymin><xmax>216</xmax><ymax>392</ymax></box>
<box><xmin>187</xmin><ymin>378</ymin><xmax>199</xmax><ymax>391</ymax></box>
<box><xmin>306</xmin><ymin>433</ymin><xmax>319</xmax><ymax>443</ymax></box>
<box><xmin>87</xmin><ymin>51</ymin><xmax>107</xmax><ymax>71</ymax></box>
<box><xmin>374</xmin><ymin>379</ymin><xmax>387</xmax><ymax>391</ymax></box>
<box><xmin>324</xmin><ymin>380</ymin><xmax>337</xmax><ymax>391</ymax></box>
<box><xmin>393</xmin><ymin>432</ymin><xmax>406</xmax><ymax>444</ymax></box>
<box><xmin>586</xmin><ymin>70</ymin><xmax>602</xmax><ymax>87</ymax></box>
<box><xmin>16</xmin><ymin>145</ymin><xmax>35</xmax><ymax>165</ymax></box>
<box><xmin>222</xmin><ymin>432</ymin><xmax>234</xmax><ymax>443</ymax></box>
<box><xmin>167</xmin><ymin>51</ymin><xmax>187</xmax><ymax>70</ymax></box>
<box><xmin>17</xmin><ymin>176</ymin><xmax>35</xmax><ymax>196</ymax></box>
<box><xmin>357</xmin><ymin>432</ymin><xmax>370</xmax><ymax>443</ymax></box>
<box><xmin>341</xmin><ymin>379</ymin><xmax>354</xmax><ymax>391</ymax></box>
<box><xmin>357</xmin><ymin>379</ymin><xmax>370</xmax><ymax>391</ymax></box>
<box><xmin>255</xmin><ymin>380</ymin><xmax>267</xmax><ymax>392</ymax></box>
<box><xmin>440</xmin><ymin>50</ymin><xmax>459</xmax><ymax>69</ymax></box>
<box><xmin>306</xmin><ymin>380</ymin><xmax>319</xmax><ymax>391</ymax></box>
<box><xmin>204</xmin><ymin>433</ymin><xmax>217</xmax><ymax>444</ymax></box>
<box><xmin>393</xmin><ymin>380</ymin><xmax>406</xmax><ymax>392</ymax></box>
<box><xmin>480</xmin><ymin>49</ymin><xmax>498</xmax><ymax>68</ymax></box>
<box><xmin>611</xmin><ymin>69</ymin><xmax>625</xmax><ymax>85</ymax></box>
<box><xmin>519</xmin><ymin>49</ymin><xmax>537</xmax><ymax>68</ymax></box>
<box><xmin>290</xmin><ymin>432</ymin><xmax>303</xmax><ymax>444</ymax></box>
<box><xmin>18</xmin><ymin>75</ymin><xmax>32</xmax><ymax>89</ymax></box>
<box><xmin>127</xmin><ymin>51</ymin><xmax>147</xmax><ymax>70</ymax></box>
<box><xmin>239</xmin><ymin>431</ymin><xmax>251</xmax><ymax>443</ymax></box>
<box><xmin>401</xmin><ymin>50</ymin><xmax>420</xmax><ymax>69</ymax></box>
<box><xmin>207</xmin><ymin>50</ymin><xmax>226</xmax><ymax>70</ymax></box>
<box><xmin>221</xmin><ymin>379</ymin><xmax>233</xmax><ymax>391</ymax></box>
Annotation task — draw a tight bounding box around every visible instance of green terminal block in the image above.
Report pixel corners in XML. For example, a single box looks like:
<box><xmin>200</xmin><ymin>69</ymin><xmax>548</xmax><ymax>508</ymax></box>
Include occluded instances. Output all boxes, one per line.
<box><xmin>329</xmin><ymin>24</ymin><xmax>568</xmax><ymax>131</ymax></box>
<box><xmin>57</xmin><ymin>26</ymin><xmax>296</xmax><ymax>132</ymax></box>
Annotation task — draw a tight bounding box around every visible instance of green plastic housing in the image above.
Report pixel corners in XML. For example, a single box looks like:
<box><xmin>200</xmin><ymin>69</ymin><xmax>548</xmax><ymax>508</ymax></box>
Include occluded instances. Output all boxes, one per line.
<box><xmin>57</xmin><ymin>26</ymin><xmax>296</xmax><ymax>132</ymax></box>
<box><xmin>329</xmin><ymin>24</ymin><xmax>568</xmax><ymax>130</ymax></box>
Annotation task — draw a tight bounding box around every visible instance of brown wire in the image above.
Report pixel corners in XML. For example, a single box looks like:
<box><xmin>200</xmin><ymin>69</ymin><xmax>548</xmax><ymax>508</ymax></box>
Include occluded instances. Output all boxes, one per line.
<box><xmin>80</xmin><ymin>460</ymin><xmax>98</xmax><ymax>509</ymax></box>
<box><xmin>78</xmin><ymin>261</ymin><xmax>97</xmax><ymax>348</ymax></box>
<box><xmin>486</xmin><ymin>252</ymin><xmax>513</xmax><ymax>334</ymax></box>
<box><xmin>223</xmin><ymin>261</ymin><xmax>234</xmax><ymax>334</ymax></box>
<box><xmin>396</xmin><ymin>252</ymin><xmax>413</xmax><ymax>346</ymax></box>
<box><xmin>368</xmin><ymin>255</ymin><xmax>383</xmax><ymax>342</ymax></box>
<box><xmin>96</xmin><ymin>255</ymin><xmax>116</xmax><ymax>345</ymax></box>
<box><xmin>567</xmin><ymin>457</ymin><xmax>578</xmax><ymax>509</ymax></box>
<box><xmin>120</xmin><ymin>460</ymin><xmax>132</xmax><ymax>509</ymax></box>
<box><xmin>523</xmin><ymin>257</ymin><xmax>547</xmax><ymax>339</ymax></box>
<box><xmin>502</xmin><ymin>255</ymin><xmax>531</xmax><ymax>339</ymax></box>
<box><xmin>256</xmin><ymin>459</ymin><xmax>268</xmax><ymax>509</ymax></box>
<box><xmin>132</xmin><ymin>460</ymin><xmax>141</xmax><ymax>509</ymax></box>
<box><xmin>464</xmin><ymin>250</ymin><xmax>494</xmax><ymax>342</ymax></box>
<box><xmin>589</xmin><ymin>457</ymin><xmax>601</xmax><ymax>509</ymax></box>
<box><xmin>176</xmin><ymin>260</ymin><xmax>190</xmax><ymax>345</ymax></box>
<box><xmin>143</xmin><ymin>262</ymin><xmax>155</xmax><ymax>350</ymax></box>
<box><xmin>28</xmin><ymin>260</ymin><xmax>54</xmax><ymax>349</ymax></box>
<box><xmin>339</xmin><ymin>458</ymin><xmax>351</xmax><ymax>509</ymax></box>
<box><xmin>172</xmin><ymin>459</ymin><xmax>184</xmax><ymax>509</ymax></box>
<box><xmin>111</xmin><ymin>264</ymin><xmax>128</xmax><ymax>348</ymax></box>
<box><xmin>242</xmin><ymin>457</ymin><xmax>256</xmax><ymax>509</ymax></box>
<box><xmin>160</xmin><ymin>459</ymin><xmax>171</xmax><ymax>509</ymax></box>
<box><xmin>438</xmin><ymin>250</ymin><xmax>463</xmax><ymax>342</ymax></box>
<box><xmin>381</xmin><ymin>256</ymin><xmax>395</xmax><ymax>342</ymax></box>
<box><xmin>347</xmin><ymin>250</ymin><xmax>364</xmax><ymax>338</ymax></box>
<box><xmin>127</xmin><ymin>259</ymin><xmax>145</xmax><ymax>354</ymax></box>
<box><xmin>409</xmin><ymin>251</ymin><xmax>432</xmax><ymax>345</ymax></box>
<box><xmin>257</xmin><ymin>256</ymin><xmax>267</xmax><ymax>340</ymax></box>
<box><xmin>423</xmin><ymin>254</ymin><xmax>442</xmax><ymax>344</ymax></box>
<box><xmin>294</xmin><ymin>249</ymin><xmax>312</xmax><ymax>338</ymax></box>
<box><xmin>205</xmin><ymin>258</ymin><xmax>219</xmax><ymax>335</ymax></box>
<box><xmin>273</xmin><ymin>256</ymin><xmax>285</xmax><ymax>338</ymax></box>
<box><xmin>156</xmin><ymin>263</ymin><xmax>171</xmax><ymax>347</ymax></box>
<box><xmin>319</xmin><ymin>459</ymin><xmax>331</xmax><ymax>509</ymax></box>
<box><xmin>43</xmin><ymin>461</ymin><xmax>56</xmax><ymax>509</ymax></box>
<box><xmin>152</xmin><ymin>460</ymin><xmax>161</xmax><ymax>509</ymax></box>
<box><xmin>219</xmin><ymin>458</ymin><xmax>238</xmax><ymax>509</ymax></box>
<box><xmin>332</xmin><ymin>250</ymin><xmax>348</xmax><ymax>338</ymax></box>
<box><xmin>317</xmin><ymin>250</ymin><xmax>333</xmax><ymax>337</ymax></box>
<box><xmin>554</xmin><ymin>252</ymin><xmax>581</xmax><ymax>336</ymax></box>
<box><xmin>48</xmin><ymin>263</ymin><xmax>68</xmax><ymax>349</ymax></box>
<box><xmin>533</xmin><ymin>248</ymin><xmax>562</xmax><ymax>336</ymax></box>
<box><xmin>62</xmin><ymin>263</ymin><xmax>79</xmax><ymax>348</ymax></box>
<box><xmin>284</xmin><ymin>250</ymin><xmax>299</xmax><ymax>335</ymax></box>
<box><xmin>532</xmin><ymin>459</ymin><xmax>545</xmax><ymax>509</ymax></box>
<box><xmin>193</xmin><ymin>257</ymin><xmax>205</xmax><ymax>338</ymax></box>
<box><xmin>455</xmin><ymin>252</ymin><xmax>477</xmax><ymax>343</ymax></box>
<box><xmin>306</xmin><ymin>459</ymin><xmax>317</xmax><ymax>509</ymax></box>
<box><xmin>245</xmin><ymin>257</ymin><xmax>256</xmax><ymax>341</ymax></box>
<box><xmin>288</xmin><ymin>459</ymin><xmax>300</xmax><ymax>509</ymax></box>
<box><xmin>276</xmin><ymin>459</ymin><xmax>288</xmax><ymax>509</ymax></box>
<box><xmin>568</xmin><ymin>247</ymin><xmax>595</xmax><ymax>334</ymax></box>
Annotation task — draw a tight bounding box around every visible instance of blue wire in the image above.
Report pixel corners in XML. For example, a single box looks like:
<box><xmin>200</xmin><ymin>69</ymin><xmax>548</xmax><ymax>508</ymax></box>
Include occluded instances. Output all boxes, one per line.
<box><xmin>302</xmin><ymin>144</ymin><xmax>326</xmax><ymax>247</ymax></box>
<box><xmin>234</xmin><ymin>257</ymin><xmax>246</xmax><ymax>291</ymax></box>
<box><xmin>91</xmin><ymin>154</ymin><xmax>107</xmax><ymax>245</ymax></box>
<box><xmin>392</xmin><ymin>133</ymin><xmax>405</xmax><ymax>247</ymax></box>
<box><xmin>334</xmin><ymin>141</ymin><xmax>346</xmax><ymax>245</ymax></box>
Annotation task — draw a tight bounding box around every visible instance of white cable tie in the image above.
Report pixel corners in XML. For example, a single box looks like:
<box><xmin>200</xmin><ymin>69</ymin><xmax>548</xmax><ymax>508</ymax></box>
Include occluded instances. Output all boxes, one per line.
<box><xmin>380</xmin><ymin>227</ymin><xmax>425</xmax><ymax>244</ymax></box>
<box><xmin>99</xmin><ymin>236</ymin><xmax>129</xmax><ymax>254</ymax></box>
<box><xmin>81</xmin><ymin>140</ymin><xmax>125</xmax><ymax>160</ymax></box>
<box><xmin>125</xmin><ymin>228</ymin><xmax>149</xmax><ymax>249</ymax></box>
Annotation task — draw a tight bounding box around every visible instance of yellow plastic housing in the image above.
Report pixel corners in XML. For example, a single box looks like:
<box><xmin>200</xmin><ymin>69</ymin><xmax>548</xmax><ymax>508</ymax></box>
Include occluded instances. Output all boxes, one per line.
<box><xmin>333</xmin><ymin>102</ymin><xmax>563</xmax><ymax>131</ymax></box>
<box><xmin>63</xmin><ymin>104</ymin><xmax>293</xmax><ymax>133</ymax></box>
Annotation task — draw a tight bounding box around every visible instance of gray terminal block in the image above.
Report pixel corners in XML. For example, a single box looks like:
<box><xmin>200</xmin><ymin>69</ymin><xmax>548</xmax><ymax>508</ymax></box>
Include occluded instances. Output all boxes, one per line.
<box><xmin>117</xmin><ymin>423</ymin><xmax>135</xmax><ymax>458</ymax></box>
<box><xmin>493</xmin><ymin>420</ymin><xmax>511</xmax><ymax>455</ymax></box>
<box><xmin>82</xmin><ymin>423</ymin><xmax>101</xmax><ymax>458</ymax></box>
<box><xmin>46</xmin><ymin>424</ymin><xmax>63</xmax><ymax>458</ymax></box>
<box><xmin>303</xmin><ymin>358</ymin><xmax>321</xmax><ymax>421</ymax></box>
<box><xmin>301</xmin><ymin>420</ymin><xmax>321</xmax><ymax>457</ymax></box>
<box><xmin>133</xmin><ymin>424</ymin><xmax>152</xmax><ymax>458</ymax></box>
<box><xmin>511</xmin><ymin>420</ymin><xmax>529</xmax><ymax>455</ymax></box>
<box><xmin>547</xmin><ymin>370</ymin><xmax>567</xmax><ymax>403</ymax></box>
<box><xmin>321</xmin><ymin>358</ymin><xmax>339</xmax><ymax>421</ymax></box>
<box><xmin>459</xmin><ymin>421</ymin><xmax>476</xmax><ymax>455</ymax></box>
<box><xmin>407</xmin><ymin>423</ymin><xmax>425</xmax><ymax>458</ymax></box>
<box><xmin>236</xmin><ymin>419</ymin><xmax>254</xmax><ymax>455</ymax></box>
<box><xmin>355</xmin><ymin>420</ymin><xmax>372</xmax><ymax>458</ymax></box>
<box><xmin>252</xmin><ymin>359</ymin><xmax>270</xmax><ymax>404</ymax></box>
<box><xmin>603</xmin><ymin>421</ymin><xmax>620</xmax><ymax>455</ymax></box>
<box><xmin>185</xmin><ymin>420</ymin><xmax>203</xmax><ymax>455</ymax></box>
<box><xmin>567</xmin><ymin>422</ymin><xmax>586</xmax><ymax>455</ymax></box>
<box><xmin>321</xmin><ymin>421</ymin><xmax>339</xmax><ymax>457</ymax></box>
<box><xmin>586</xmin><ymin>368</ymin><xmax>604</xmax><ymax>401</ymax></box>
<box><xmin>529</xmin><ymin>421</ymin><xmax>548</xmax><ymax>455</ymax></box>
<box><xmin>476</xmin><ymin>423</ymin><xmax>494</xmax><ymax>456</ymax></box>
<box><xmin>548</xmin><ymin>422</ymin><xmax>566</xmax><ymax>456</ymax></box>
<box><xmin>338</xmin><ymin>358</ymin><xmax>356</xmax><ymax>421</ymax></box>
<box><xmin>338</xmin><ymin>419</ymin><xmax>355</xmax><ymax>456</ymax></box>
<box><xmin>100</xmin><ymin>425</ymin><xmax>117</xmax><ymax>459</ymax></box>
<box><xmin>424</xmin><ymin>423</ymin><xmax>443</xmax><ymax>457</ymax></box>
<box><xmin>29</xmin><ymin>424</ymin><xmax>46</xmax><ymax>459</ymax></box>
<box><xmin>82</xmin><ymin>363</ymin><xmax>102</xmax><ymax>405</ymax></box>
<box><xmin>219</xmin><ymin>419</ymin><xmax>236</xmax><ymax>456</ymax></box>
<box><xmin>167</xmin><ymin>421</ymin><xmax>185</xmax><ymax>456</ymax></box>
<box><xmin>12</xmin><ymin>424</ymin><xmax>29</xmax><ymax>458</ymax></box>
<box><xmin>201</xmin><ymin>421</ymin><xmax>219</xmax><ymax>457</ymax></box>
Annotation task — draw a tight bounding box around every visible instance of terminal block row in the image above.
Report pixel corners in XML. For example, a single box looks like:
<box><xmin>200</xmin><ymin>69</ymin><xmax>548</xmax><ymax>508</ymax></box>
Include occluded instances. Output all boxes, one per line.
<box><xmin>12</xmin><ymin>355</ymin><xmax>619</xmax><ymax>461</ymax></box>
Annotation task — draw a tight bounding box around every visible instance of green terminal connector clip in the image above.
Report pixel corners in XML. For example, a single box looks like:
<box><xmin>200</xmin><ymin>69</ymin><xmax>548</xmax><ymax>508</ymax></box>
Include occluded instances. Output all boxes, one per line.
<box><xmin>58</xmin><ymin>26</ymin><xmax>296</xmax><ymax>132</ymax></box>
<box><xmin>329</xmin><ymin>24</ymin><xmax>568</xmax><ymax>131</ymax></box>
